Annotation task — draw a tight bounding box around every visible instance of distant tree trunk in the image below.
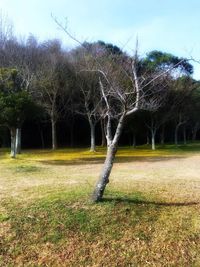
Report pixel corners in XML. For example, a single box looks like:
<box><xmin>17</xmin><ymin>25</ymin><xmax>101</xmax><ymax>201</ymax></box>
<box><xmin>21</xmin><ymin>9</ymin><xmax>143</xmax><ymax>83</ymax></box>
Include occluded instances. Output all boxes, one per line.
<box><xmin>175</xmin><ymin>122</ymin><xmax>185</xmax><ymax>146</ymax></box>
<box><xmin>146</xmin><ymin>133</ymin><xmax>150</xmax><ymax>145</ymax></box>
<box><xmin>100</xmin><ymin>119</ymin><xmax>106</xmax><ymax>147</ymax></box>
<box><xmin>16</xmin><ymin>128</ymin><xmax>21</xmax><ymax>154</ymax></box>
<box><xmin>132</xmin><ymin>133</ymin><xmax>136</xmax><ymax>148</ymax></box>
<box><xmin>183</xmin><ymin>125</ymin><xmax>187</xmax><ymax>145</ymax></box>
<box><xmin>10</xmin><ymin>128</ymin><xmax>17</xmax><ymax>158</ymax></box>
<box><xmin>175</xmin><ymin>114</ymin><xmax>186</xmax><ymax>146</ymax></box>
<box><xmin>51</xmin><ymin>118</ymin><xmax>57</xmax><ymax>150</ymax></box>
<box><xmin>192</xmin><ymin>122</ymin><xmax>199</xmax><ymax>141</ymax></box>
<box><xmin>160</xmin><ymin>124</ymin><xmax>165</xmax><ymax>145</ymax></box>
<box><xmin>151</xmin><ymin>130</ymin><xmax>156</xmax><ymax>150</ymax></box>
<box><xmin>70</xmin><ymin>117</ymin><xmax>75</xmax><ymax>147</ymax></box>
<box><xmin>89</xmin><ymin>119</ymin><xmax>96</xmax><ymax>152</ymax></box>
<box><xmin>174</xmin><ymin>124</ymin><xmax>179</xmax><ymax>146</ymax></box>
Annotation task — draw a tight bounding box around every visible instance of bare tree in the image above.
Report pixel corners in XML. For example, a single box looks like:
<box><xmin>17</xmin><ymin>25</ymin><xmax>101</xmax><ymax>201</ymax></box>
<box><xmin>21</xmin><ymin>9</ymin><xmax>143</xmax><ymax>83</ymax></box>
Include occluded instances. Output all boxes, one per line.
<box><xmin>91</xmin><ymin>53</ymin><xmax>171</xmax><ymax>201</ymax></box>
<box><xmin>0</xmin><ymin>10</ymin><xmax>13</xmax><ymax>50</ymax></box>
<box><xmin>76</xmin><ymin>71</ymin><xmax>101</xmax><ymax>151</ymax></box>
<box><xmin>171</xmin><ymin>77</ymin><xmax>196</xmax><ymax>145</ymax></box>
<box><xmin>53</xmin><ymin>19</ymin><xmax>190</xmax><ymax>201</ymax></box>
<box><xmin>0</xmin><ymin>35</ymin><xmax>42</xmax><ymax>153</ymax></box>
<box><xmin>35</xmin><ymin>40</ymin><xmax>72</xmax><ymax>149</ymax></box>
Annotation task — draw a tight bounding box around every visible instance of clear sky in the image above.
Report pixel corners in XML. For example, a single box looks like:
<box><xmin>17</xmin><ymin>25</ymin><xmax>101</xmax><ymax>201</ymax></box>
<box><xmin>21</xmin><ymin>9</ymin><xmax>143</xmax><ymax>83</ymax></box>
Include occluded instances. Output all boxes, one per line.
<box><xmin>1</xmin><ymin>0</ymin><xmax>200</xmax><ymax>78</ymax></box>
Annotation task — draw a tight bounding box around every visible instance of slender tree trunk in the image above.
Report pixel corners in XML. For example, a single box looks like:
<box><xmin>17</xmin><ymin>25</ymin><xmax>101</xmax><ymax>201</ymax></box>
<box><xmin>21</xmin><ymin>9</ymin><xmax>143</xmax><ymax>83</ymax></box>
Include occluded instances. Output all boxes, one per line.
<box><xmin>92</xmin><ymin>144</ymin><xmax>117</xmax><ymax>202</ymax></box>
<box><xmin>192</xmin><ymin>128</ymin><xmax>197</xmax><ymax>141</ymax></box>
<box><xmin>160</xmin><ymin>124</ymin><xmax>165</xmax><ymax>145</ymax></box>
<box><xmin>16</xmin><ymin>128</ymin><xmax>21</xmax><ymax>154</ymax></box>
<box><xmin>174</xmin><ymin>125</ymin><xmax>179</xmax><ymax>146</ymax></box>
<box><xmin>51</xmin><ymin>118</ymin><xmax>57</xmax><ymax>150</ymax></box>
<box><xmin>89</xmin><ymin>120</ymin><xmax>96</xmax><ymax>152</ymax></box>
<box><xmin>175</xmin><ymin>114</ymin><xmax>186</xmax><ymax>146</ymax></box>
<box><xmin>146</xmin><ymin>133</ymin><xmax>150</xmax><ymax>145</ymax></box>
<box><xmin>192</xmin><ymin>122</ymin><xmax>199</xmax><ymax>141</ymax></box>
<box><xmin>183</xmin><ymin>125</ymin><xmax>187</xmax><ymax>145</ymax></box>
<box><xmin>92</xmin><ymin>114</ymin><xmax>125</xmax><ymax>202</ymax></box>
<box><xmin>151</xmin><ymin>130</ymin><xmax>156</xmax><ymax>150</ymax></box>
<box><xmin>100</xmin><ymin>119</ymin><xmax>106</xmax><ymax>147</ymax></box>
<box><xmin>132</xmin><ymin>133</ymin><xmax>136</xmax><ymax>148</ymax></box>
<box><xmin>10</xmin><ymin>128</ymin><xmax>17</xmax><ymax>158</ymax></box>
<box><xmin>70</xmin><ymin>117</ymin><xmax>75</xmax><ymax>147</ymax></box>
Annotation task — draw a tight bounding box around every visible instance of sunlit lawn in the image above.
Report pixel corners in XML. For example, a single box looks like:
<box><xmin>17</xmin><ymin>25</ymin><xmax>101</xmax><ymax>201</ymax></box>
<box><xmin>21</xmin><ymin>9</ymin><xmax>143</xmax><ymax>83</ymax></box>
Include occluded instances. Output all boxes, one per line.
<box><xmin>0</xmin><ymin>144</ymin><xmax>200</xmax><ymax>266</ymax></box>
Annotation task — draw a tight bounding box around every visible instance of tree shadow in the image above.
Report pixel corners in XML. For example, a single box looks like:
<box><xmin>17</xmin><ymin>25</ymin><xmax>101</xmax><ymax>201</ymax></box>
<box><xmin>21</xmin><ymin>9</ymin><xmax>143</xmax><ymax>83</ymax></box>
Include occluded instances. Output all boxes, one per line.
<box><xmin>102</xmin><ymin>197</ymin><xmax>199</xmax><ymax>207</ymax></box>
<box><xmin>39</xmin><ymin>155</ymin><xmax>185</xmax><ymax>166</ymax></box>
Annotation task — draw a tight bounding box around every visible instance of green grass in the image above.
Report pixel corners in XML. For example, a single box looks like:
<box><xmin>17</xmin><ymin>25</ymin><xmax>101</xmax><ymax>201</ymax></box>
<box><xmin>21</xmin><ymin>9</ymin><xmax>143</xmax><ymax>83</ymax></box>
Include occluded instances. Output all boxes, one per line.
<box><xmin>0</xmin><ymin>144</ymin><xmax>200</xmax><ymax>266</ymax></box>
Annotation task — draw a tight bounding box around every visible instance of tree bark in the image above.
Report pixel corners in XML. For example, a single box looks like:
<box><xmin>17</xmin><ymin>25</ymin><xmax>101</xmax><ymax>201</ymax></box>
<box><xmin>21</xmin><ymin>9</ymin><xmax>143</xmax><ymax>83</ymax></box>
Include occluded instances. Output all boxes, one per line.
<box><xmin>10</xmin><ymin>128</ymin><xmax>17</xmax><ymax>158</ymax></box>
<box><xmin>16</xmin><ymin>128</ymin><xmax>21</xmax><ymax>154</ymax></box>
<box><xmin>51</xmin><ymin>118</ymin><xmax>57</xmax><ymax>150</ymax></box>
<box><xmin>92</xmin><ymin>144</ymin><xmax>117</xmax><ymax>202</ymax></box>
<box><xmin>92</xmin><ymin>114</ymin><xmax>125</xmax><ymax>202</ymax></box>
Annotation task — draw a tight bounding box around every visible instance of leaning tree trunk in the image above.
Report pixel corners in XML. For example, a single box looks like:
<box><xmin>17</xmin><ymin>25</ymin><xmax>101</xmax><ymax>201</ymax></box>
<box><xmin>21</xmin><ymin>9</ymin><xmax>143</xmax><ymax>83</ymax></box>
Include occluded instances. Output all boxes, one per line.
<box><xmin>92</xmin><ymin>114</ymin><xmax>125</xmax><ymax>202</ymax></box>
<box><xmin>51</xmin><ymin>118</ymin><xmax>57</xmax><ymax>150</ymax></box>
<box><xmin>92</xmin><ymin>144</ymin><xmax>117</xmax><ymax>202</ymax></box>
<box><xmin>10</xmin><ymin>128</ymin><xmax>17</xmax><ymax>158</ymax></box>
<box><xmin>89</xmin><ymin>120</ymin><xmax>96</xmax><ymax>152</ymax></box>
<box><xmin>16</xmin><ymin>128</ymin><xmax>21</xmax><ymax>154</ymax></box>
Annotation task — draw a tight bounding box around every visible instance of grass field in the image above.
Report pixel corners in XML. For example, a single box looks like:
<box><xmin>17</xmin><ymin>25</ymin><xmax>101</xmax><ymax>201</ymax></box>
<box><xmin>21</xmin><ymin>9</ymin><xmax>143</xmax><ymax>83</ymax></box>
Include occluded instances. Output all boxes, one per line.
<box><xmin>0</xmin><ymin>144</ymin><xmax>200</xmax><ymax>266</ymax></box>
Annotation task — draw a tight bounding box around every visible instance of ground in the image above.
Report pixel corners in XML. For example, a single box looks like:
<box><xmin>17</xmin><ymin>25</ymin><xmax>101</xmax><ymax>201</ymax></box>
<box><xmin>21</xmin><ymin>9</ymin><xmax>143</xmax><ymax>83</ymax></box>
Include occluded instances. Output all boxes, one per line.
<box><xmin>0</xmin><ymin>144</ymin><xmax>200</xmax><ymax>266</ymax></box>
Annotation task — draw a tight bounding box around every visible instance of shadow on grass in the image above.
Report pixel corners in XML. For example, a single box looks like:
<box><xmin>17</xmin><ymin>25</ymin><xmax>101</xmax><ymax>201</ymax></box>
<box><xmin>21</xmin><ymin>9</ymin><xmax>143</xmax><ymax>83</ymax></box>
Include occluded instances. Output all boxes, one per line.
<box><xmin>39</xmin><ymin>156</ymin><xmax>185</xmax><ymax>166</ymax></box>
<box><xmin>102</xmin><ymin>197</ymin><xmax>199</xmax><ymax>207</ymax></box>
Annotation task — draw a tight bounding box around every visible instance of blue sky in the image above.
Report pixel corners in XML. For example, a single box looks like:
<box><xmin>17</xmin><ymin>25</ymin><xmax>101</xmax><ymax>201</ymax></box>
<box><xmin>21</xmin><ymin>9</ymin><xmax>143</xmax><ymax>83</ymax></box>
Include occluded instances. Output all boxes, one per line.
<box><xmin>1</xmin><ymin>0</ymin><xmax>200</xmax><ymax>78</ymax></box>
